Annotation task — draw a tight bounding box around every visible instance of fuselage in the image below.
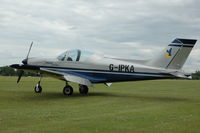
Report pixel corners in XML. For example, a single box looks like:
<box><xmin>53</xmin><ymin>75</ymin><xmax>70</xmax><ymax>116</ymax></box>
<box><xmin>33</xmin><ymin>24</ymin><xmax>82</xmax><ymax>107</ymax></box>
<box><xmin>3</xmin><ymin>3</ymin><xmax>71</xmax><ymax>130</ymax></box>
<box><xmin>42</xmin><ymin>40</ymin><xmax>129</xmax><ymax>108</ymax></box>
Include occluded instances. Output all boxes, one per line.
<box><xmin>25</xmin><ymin>52</ymin><xmax>175</xmax><ymax>83</ymax></box>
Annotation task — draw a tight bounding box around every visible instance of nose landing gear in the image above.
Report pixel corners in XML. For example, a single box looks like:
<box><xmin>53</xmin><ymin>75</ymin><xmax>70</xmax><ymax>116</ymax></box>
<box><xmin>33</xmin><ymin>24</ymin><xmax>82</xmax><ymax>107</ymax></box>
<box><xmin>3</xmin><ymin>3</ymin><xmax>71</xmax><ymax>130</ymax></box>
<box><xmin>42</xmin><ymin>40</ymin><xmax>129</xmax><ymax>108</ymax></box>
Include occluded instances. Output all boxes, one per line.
<box><xmin>34</xmin><ymin>75</ymin><xmax>42</xmax><ymax>93</ymax></box>
<box><xmin>34</xmin><ymin>81</ymin><xmax>42</xmax><ymax>93</ymax></box>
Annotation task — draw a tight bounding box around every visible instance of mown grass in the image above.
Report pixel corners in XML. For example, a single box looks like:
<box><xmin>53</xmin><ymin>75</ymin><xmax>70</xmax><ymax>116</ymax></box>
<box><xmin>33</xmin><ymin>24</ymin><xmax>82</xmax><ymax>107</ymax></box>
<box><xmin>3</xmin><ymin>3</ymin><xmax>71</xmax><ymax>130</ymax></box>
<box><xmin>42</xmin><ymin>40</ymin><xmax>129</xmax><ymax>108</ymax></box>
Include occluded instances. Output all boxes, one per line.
<box><xmin>0</xmin><ymin>76</ymin><xmax>200</xmax><ymax>133</ymax></box>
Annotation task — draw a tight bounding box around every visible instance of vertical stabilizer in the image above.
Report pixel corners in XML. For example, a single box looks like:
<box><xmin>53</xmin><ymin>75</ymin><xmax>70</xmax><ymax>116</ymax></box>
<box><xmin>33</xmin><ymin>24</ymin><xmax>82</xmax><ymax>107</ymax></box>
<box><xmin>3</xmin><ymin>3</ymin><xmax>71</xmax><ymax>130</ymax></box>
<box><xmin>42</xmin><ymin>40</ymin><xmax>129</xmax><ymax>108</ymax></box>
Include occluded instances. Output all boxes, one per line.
<box><xmin>147</xmin><ymin>38</ymin><xmax>197</xmax><ymax>69</ymax></box>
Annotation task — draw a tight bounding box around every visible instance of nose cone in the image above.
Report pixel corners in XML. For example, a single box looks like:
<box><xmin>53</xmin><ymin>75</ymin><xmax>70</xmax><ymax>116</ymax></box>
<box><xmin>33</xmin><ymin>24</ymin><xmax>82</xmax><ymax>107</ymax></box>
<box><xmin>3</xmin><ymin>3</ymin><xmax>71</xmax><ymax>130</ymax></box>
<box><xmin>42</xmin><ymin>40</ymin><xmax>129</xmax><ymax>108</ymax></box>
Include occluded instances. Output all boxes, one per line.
<box><xmin>22</xmin><ymin>59</ymin><xmax>28</xmax><ymax>64</ymax></box>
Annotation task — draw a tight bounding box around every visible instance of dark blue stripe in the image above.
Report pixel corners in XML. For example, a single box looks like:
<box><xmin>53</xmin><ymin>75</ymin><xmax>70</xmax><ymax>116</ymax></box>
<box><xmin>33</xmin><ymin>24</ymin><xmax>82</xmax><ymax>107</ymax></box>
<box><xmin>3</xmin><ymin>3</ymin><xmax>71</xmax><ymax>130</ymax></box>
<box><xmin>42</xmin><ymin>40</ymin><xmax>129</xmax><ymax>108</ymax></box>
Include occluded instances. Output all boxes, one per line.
<box><xmin>168</xmin><ymin>44</ymin><xmax>193</xmax><ymax>48</ymax></box>
<box><xmin>172</xmin><ymin>38</ymin><xmax>197</xmax><ymax>45</ymax></box>
<box><xmin>11</xmin><ymin>64</ymin><xmax>176</xmax><ymax>83</ymax></box>
<box><xmin>14</xmin><ymin>64</ymin><xmax>172</xmax><ymax>76</ymax></box>
<box><xmin>177</xmin><ymin>39</ymin><xmax>197</xmax><ymax>45</ymax></box>
<box><xmin>40</xmin><ymin>65</ymin><xmax>171</xmax><ymax>76</ymax></box>
<box><xmin>53</xmin><ymin>69</ymin><xmax>173</xmax><ymax>83</ymax></box>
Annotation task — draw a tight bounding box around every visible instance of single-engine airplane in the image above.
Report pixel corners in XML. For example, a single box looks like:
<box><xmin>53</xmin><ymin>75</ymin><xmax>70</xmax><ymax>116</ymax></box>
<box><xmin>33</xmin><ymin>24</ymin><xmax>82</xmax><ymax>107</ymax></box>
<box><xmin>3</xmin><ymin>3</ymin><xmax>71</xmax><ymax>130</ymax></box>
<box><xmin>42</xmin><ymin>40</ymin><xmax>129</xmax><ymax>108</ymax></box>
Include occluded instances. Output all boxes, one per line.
<box><xmin>10</xmin><ymin>38</ymin><xmax>197</xmax><ymax>96</ymax></box>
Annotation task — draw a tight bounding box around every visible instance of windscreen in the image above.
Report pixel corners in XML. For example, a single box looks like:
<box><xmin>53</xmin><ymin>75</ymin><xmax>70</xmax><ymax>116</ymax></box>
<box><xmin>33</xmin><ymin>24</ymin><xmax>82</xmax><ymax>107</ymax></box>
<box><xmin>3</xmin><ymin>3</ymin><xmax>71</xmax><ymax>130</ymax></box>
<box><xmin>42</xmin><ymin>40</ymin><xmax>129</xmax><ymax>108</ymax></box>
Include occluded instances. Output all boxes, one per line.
<box><xmin>57</xmin><ymin>49</ymin><xmax>81</xmax><ymax>61</ymax></box>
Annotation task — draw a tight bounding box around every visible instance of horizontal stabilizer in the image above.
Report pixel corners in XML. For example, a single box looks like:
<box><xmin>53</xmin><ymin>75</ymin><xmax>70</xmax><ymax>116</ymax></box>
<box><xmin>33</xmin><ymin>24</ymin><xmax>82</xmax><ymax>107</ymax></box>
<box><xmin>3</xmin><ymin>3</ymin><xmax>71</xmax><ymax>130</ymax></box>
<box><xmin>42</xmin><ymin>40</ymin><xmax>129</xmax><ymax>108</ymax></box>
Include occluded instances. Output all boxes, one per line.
<box><xmin>170</xmin><ymin>71</ymin><xmax>192</xmax><ymax>79</ymax></box>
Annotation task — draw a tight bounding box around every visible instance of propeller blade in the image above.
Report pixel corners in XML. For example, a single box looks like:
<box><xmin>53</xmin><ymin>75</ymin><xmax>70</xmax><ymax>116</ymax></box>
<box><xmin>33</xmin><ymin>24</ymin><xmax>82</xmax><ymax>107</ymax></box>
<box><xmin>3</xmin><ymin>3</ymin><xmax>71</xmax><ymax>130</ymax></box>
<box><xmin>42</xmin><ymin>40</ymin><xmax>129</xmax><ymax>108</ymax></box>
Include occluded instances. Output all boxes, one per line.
<box><xmin>17</xmin><ymin>70</ymin><xmax>24</xmax><ymax>83</ymax></box>
<box><xmin>26</xmin><ymin>42</ymin><xmax>33</xmax><ymax>59</ymax></box>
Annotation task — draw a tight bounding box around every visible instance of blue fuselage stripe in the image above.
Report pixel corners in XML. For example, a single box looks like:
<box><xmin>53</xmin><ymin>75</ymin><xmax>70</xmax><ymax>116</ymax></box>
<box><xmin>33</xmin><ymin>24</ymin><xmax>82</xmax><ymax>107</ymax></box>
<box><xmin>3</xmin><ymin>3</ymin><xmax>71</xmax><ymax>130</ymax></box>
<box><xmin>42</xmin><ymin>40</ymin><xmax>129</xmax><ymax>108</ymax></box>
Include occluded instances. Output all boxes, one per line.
<box><xmin>38</xmin><ymin>65</ymin><xmax>171</xmax><ymax>76</ymax></box>
<box><xmin>45</xmin><ymin>67</ymin><xmax>174</xmax><ymax>83</ymax></box>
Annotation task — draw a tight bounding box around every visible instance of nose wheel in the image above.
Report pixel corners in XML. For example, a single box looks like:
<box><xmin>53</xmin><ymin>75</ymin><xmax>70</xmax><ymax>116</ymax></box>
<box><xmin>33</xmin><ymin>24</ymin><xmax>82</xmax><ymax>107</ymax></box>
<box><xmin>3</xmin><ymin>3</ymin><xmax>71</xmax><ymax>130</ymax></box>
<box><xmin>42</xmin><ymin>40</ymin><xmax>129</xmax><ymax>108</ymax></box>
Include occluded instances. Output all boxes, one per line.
<box><xmin>34</xmin><ymin>76</ymin><xmax>42</xmax><ymax>93</ymax></box>
<box><xmin>34</xmin><ymin>82</ymin><xmax>42</xmax><ymax>93</ymax></box>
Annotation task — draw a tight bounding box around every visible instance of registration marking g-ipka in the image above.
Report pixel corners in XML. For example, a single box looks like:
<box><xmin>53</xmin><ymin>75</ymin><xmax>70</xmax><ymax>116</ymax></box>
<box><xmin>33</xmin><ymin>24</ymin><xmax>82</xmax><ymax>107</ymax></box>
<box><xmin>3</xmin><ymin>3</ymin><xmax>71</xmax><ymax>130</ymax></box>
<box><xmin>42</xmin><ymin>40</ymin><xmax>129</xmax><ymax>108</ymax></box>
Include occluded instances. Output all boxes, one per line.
<box><xmin>109</xmin><ymin>64</ymin><xmax>135</xmax><ymax>73</ymax></box>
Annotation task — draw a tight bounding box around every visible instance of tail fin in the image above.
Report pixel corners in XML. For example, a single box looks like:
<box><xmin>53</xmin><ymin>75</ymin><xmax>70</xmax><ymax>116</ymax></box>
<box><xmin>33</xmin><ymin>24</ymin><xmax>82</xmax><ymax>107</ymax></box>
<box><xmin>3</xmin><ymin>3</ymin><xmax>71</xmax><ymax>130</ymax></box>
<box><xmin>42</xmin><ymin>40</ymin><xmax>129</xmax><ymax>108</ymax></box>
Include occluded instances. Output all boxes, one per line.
<box><xmin>147</xmin><ymin>38</ymin><xmax>197</xmax><ymax>69</ymax></box>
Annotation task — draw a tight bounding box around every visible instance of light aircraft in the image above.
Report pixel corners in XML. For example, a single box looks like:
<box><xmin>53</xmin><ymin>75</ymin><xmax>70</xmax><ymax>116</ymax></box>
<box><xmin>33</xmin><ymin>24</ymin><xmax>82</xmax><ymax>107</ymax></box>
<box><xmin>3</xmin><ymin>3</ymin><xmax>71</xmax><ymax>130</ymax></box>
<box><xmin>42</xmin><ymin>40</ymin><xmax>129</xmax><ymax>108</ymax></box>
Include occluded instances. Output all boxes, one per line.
<box><xmin>10</xmin><ymin>38</ymin><xmax>197</xmax><ymax>96</ymax></box>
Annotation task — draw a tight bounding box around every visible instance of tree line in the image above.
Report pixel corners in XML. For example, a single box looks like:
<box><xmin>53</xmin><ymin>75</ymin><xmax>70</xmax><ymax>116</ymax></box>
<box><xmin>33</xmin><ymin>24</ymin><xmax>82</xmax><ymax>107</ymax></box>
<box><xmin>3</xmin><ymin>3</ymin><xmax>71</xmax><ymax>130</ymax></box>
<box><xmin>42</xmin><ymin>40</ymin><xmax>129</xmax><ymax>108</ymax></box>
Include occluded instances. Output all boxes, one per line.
<box><xmin>0</xmin><ymin>66</ymin><xmax>38</xmax><ymax>76</ymax></box>
<box><xmin>192</xmin><ymin>71</ymin><xmax>200</xmax><ymax>80</ymax></box>
<box><xmin>0</xmin><ymin>66</ymin><xmax>200</xmax><ymax>79</ymax></box>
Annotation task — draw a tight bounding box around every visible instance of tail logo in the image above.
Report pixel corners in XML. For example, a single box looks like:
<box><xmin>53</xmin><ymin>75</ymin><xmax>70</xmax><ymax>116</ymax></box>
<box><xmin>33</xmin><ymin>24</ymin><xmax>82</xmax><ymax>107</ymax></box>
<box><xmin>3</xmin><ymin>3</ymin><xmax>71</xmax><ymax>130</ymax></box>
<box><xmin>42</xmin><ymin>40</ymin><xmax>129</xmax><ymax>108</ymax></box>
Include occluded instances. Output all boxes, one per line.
<box><xmin>166</xmin><ymin>48</ymin><xmax>172</xmax><ymax>58</ymax></box>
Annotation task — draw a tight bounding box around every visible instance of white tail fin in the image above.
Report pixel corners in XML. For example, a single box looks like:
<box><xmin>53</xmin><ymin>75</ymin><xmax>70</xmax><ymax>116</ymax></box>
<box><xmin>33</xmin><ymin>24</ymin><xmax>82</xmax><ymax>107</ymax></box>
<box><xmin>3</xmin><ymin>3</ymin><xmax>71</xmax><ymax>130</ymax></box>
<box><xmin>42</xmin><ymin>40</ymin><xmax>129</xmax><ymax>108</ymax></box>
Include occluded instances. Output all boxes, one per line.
<box><xmin>147</xmin><ymin>38</ymin><xmax>197</xmax><ymax>70</ymax></box>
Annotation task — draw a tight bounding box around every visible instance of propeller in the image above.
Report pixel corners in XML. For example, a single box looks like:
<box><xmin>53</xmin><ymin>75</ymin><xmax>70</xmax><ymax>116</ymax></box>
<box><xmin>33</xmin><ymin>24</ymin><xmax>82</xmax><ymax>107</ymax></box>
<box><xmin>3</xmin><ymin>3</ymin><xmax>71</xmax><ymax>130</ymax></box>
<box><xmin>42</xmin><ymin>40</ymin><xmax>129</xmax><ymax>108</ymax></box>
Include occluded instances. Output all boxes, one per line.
<box><xmin>22</xmin><ymin>42</ymin><xmax>33</xmax><ymax>65</ymax></box>
<box><xmin>17</xmin><ymin>70</ymin><xmax>24</xmax><ymax>83</ymax></box>
<box><xmin>17</xmin><ymin>42</ymin><xmax>33</xmax><ymax>83</ymax></box>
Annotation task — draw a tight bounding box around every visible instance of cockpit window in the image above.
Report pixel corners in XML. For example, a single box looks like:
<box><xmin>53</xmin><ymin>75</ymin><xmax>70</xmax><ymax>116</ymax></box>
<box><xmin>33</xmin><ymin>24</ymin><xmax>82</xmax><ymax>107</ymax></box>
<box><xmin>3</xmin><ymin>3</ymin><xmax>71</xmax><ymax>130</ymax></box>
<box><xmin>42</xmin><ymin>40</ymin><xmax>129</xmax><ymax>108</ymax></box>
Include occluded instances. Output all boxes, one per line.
<box><xmin>57</xmin><ymin>49</ymin><xmax>94</xmax><ymax>62</ymax></box>
<box><xmin>57</xmin><ymin>49</ymin><xmax>81</xmax><ymax>61</ymax></box>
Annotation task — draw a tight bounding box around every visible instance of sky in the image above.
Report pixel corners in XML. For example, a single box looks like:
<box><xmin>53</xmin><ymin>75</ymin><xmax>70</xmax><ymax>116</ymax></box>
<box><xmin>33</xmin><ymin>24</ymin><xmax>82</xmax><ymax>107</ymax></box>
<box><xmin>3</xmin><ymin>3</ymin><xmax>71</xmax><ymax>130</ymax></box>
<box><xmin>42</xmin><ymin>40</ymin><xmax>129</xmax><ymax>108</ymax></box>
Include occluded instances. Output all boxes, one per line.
<box><xmin>0</xmin><ymin>0</ymin><xmax>200</xmax><ymax>72</ymax></box>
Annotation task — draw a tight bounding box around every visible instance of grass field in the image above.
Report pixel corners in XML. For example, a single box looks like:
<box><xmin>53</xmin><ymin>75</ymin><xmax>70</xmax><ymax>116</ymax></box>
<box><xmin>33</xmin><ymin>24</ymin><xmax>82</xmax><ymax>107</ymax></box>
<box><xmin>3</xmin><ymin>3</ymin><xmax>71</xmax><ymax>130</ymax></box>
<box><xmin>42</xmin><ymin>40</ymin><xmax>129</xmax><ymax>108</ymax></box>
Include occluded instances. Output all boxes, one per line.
<box><xmin>0</xmin><ymin>76</ymin><xmax>200</xmax><ymax>133</ymax></box>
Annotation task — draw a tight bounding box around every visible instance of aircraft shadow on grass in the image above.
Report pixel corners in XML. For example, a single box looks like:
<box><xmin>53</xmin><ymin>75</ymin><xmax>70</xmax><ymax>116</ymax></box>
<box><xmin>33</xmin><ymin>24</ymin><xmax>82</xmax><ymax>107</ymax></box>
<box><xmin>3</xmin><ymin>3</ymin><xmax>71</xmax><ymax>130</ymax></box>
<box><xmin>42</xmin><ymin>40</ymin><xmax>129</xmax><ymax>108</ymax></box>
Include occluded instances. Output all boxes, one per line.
<box><xmin>21</xmin><ymin>91</ymin><xmax>189</xmax><ymax>103</ymax></box>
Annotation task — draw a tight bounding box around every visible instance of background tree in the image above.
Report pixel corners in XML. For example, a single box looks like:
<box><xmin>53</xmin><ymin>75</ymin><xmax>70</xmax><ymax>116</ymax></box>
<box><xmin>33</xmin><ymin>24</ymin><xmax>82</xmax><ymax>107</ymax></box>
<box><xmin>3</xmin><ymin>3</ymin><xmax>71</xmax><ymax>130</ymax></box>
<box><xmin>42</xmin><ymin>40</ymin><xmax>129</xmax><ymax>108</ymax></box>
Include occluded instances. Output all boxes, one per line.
<box><xmin>192</xmin><ymin>71</ymin><xmax>200</xmax><ymax>80</ymax></box>
<box><xmin>0</xmin><ymin>66</ymin><xmax>38</xmax><ymax>76</ymax></box>
<box><xmin>0</xmin><ymin>66</ymin><xmax>17</xmax><ymax>76</ymax></box>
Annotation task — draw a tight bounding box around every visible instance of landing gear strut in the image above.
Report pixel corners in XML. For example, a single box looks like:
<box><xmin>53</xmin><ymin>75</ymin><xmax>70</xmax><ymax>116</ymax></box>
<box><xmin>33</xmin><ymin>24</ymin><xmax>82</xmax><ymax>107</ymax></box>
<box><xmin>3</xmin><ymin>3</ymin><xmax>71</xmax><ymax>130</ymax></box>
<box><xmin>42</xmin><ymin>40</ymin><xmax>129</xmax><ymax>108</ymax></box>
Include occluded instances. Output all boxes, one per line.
<box><xmin>63</xmin><ymin>82</ymin><xmax>73</xmax><ymax>96</ymax></box>
<box><xmin>79</xmin><ymin>85</ymin><xmax>89</xmax><ymax>95</ymax></box>
<box><xmin>34</xmin><ymin>75</ymin><xmax>42</xmax><ymax>93</ymax></box>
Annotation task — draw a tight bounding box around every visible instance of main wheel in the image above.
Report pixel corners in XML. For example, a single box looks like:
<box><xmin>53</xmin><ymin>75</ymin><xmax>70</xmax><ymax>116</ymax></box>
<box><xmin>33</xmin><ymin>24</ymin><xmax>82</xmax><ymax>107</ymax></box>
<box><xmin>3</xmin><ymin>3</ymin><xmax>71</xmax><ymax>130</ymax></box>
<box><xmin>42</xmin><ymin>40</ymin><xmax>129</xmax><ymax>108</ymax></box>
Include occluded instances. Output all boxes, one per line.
<box><xmin>34</xmin><ymin>84</ymin><xmax>42</xmax><ymax>93</ymax></box>
<box><xmin>63</xmin><ymin>86</ymin><xmax>73</xmax><ymax>96</ymax></box>
<box><xmin>79</xmin><ymin>85</ymin><xmax>89</xmax><ymax>95</ymax></box>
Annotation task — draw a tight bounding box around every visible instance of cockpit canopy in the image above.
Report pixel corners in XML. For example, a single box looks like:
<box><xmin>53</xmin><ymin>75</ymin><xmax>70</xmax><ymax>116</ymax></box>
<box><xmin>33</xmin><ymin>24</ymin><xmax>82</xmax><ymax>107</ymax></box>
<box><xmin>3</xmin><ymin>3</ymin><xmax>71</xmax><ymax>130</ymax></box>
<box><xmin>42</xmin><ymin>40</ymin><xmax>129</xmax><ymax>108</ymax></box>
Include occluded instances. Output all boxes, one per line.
<box><xmin>57</xmin><ymin>49</ymin><xmax>95</xmax><ymax>62</ymax></box>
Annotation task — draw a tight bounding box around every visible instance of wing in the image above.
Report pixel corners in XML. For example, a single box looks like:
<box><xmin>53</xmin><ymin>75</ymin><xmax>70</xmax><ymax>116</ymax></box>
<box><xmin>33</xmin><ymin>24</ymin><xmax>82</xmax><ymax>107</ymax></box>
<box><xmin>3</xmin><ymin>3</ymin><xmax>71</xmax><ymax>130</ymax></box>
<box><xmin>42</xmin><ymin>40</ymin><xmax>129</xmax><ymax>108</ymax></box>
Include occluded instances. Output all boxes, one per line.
<box><xmin>40</xmin><ymin>68</ymin><xmax>93</xmax><ymax>87</ymax></box>
<box><xmin>10</xmin><ymin>64</ymin><xmax>93</xmax><ymax>86</ymax></box>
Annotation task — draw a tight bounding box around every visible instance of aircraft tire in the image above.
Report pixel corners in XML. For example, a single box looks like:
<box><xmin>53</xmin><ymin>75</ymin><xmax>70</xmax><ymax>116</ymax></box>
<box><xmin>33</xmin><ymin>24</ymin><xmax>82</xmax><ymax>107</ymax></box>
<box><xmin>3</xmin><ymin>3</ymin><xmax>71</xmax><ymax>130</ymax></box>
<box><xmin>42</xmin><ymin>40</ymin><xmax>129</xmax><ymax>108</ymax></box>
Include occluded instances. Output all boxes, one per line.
<box><xmin>63</xmin><ymin>86</ymin><xmax>73</xmax><ymax>96</ymax></box>
<box><xmin>79</xmin><ymin>85</ymin><xmax>88</xmax><ymax>95</ymax></box>
<box><xmin>34</xmin><ymin>85</ymin><xmax>42</xmax><ymax>93</ymax></box>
